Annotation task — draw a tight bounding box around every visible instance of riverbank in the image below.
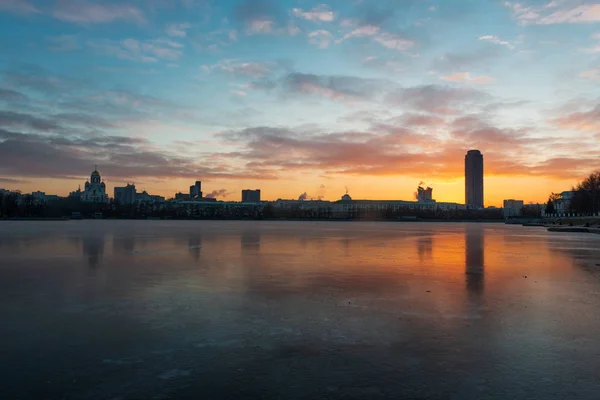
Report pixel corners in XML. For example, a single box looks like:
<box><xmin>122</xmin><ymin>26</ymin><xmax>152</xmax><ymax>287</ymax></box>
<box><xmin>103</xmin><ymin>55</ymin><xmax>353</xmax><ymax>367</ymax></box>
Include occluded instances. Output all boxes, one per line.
<box><xmin>548</xmin><ymin>226</ymin><xmax>600</xmax><ymax>234</ymax></box>
<box><xmin>543</xmin><ymin>216</ymin><xmax>600</xmax><ymax>235</ymax></box>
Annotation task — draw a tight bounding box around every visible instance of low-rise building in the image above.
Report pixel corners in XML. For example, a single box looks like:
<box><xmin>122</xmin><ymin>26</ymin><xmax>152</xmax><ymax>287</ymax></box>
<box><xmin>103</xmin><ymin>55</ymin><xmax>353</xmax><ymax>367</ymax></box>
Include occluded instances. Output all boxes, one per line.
<box><xmin>555</xmin><ymin>191</ymin><xmax>575</xmax><ymax>214</ymax></box>
<box><xmin>114</xmin><ymin>184</ymin><xmax>136</xmax><ymax>205</ymax></box>
<box><xmin>242</xmin><ymin>189</ymin><xmax>261</xmax><ymax>203</ymax></box>
<box><xmin>503</xmin><ymin>199</ymin><xmax>524</xmax><ymax>218</ymax></box>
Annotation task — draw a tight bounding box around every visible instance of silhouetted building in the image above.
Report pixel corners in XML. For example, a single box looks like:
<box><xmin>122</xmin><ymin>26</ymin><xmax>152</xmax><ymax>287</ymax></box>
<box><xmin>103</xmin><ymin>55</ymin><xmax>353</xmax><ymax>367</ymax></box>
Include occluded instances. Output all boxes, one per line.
<box><xmin>190</xmin><ymin>181</ymin><xmax>202</xmax><ymax>199</ymax></box>
<box><xmin>114</xmin><ymin>183</ymin><xmax>136</xmax><ymax>205</ymax></box>
<box><xmin>136</xmin><ymin>190</ymin><xmax>165</xmax><ymax>204</ymax></box>
<box><xmin>465</xmin><ymin>150</ymin><xmax>484</xmax><ymax>208</ymax></box>
<box><xmin>70</xmin><ymin>167</ymin><xmax>109</xmax><ymax>203</ymax></box>
<box><xmin>175</xmin><ymin>192</ymin><xmax>191</xmax><ymax>201</ymax></box>
<box><xmin>417</xmin><ymin>186</ymin><xmax>433</xmax><ymax>203</ymax></box>
<box><xmin>242</xmin><ymin>189</ymin><xmax>261</xmax><ymax>203</ymax></box>
<box><xmin>503</xmin><ymin>199</ymin><xmax>524</xmax><ymax>218</ymax></box>
<box><xmin>555</xmin><ymin>191</ymin><xmax>575</xmax><ymax>214</ymax></box>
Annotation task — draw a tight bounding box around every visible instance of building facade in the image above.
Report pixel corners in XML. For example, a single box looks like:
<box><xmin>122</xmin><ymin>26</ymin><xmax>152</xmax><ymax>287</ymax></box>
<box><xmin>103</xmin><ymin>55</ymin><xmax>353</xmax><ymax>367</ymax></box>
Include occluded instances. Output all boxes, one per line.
<box><xmin>503</xmin><ymin>199</ymin><xmax>524</xmax><ymax>218</ymax></box>
<box><xmin>555</xmin><ymin>191</ymin><xmax>575</xmax><ymax>214</ymax></box>
<box><xmin>465</xmin><ymin>150</ymin><xmax>484</xmax><ymax>208</ymax></box>
<box><xmin>190</xmin><ymin>181</ymin><xmax>202</xmax><ymax>199</ymax></box>
<box><xmin>417</xmin><ymin>186</ymin><xmax>433</xmax><ymax>203</ymax></box>
<box><xmin>242</xmin><ymin>189</ymin><xmax>261</xmax><ymax>203</ymax></box>
<box><xmin>114</xmin><ymin>184</ymin><xmax>136</xmax><ymax>205</ymax></box>
<box><xmin>70</xmin><ymin>168</ymin><xmax>109</xmax><ymax>203</ymax></box>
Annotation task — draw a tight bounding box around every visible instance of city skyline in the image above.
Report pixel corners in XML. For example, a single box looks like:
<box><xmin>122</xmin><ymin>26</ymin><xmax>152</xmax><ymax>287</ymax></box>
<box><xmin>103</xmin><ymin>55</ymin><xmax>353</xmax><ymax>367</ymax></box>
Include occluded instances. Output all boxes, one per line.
<box><xmin>1</xmin><ymin>0</ymin><xmax>600</xmax><ymax>206</ymax></box>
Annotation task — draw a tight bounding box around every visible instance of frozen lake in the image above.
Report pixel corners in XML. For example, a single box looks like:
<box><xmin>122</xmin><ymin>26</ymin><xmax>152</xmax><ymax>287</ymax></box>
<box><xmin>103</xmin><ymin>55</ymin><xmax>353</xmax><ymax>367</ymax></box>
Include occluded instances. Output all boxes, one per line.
<box><xmin>1</xmin><ymin>221</ymin><xmax>600</xmax><ymax>399</ymax></box>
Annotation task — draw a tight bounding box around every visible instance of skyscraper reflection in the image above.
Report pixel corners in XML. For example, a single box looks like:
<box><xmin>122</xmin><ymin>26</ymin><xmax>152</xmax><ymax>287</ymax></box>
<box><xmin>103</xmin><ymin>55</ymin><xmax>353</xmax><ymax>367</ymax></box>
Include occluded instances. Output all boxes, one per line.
<box><xmin>465</xmin><ymin>225</ymin><xmax>484</xmax><ymax>295</ymax></box>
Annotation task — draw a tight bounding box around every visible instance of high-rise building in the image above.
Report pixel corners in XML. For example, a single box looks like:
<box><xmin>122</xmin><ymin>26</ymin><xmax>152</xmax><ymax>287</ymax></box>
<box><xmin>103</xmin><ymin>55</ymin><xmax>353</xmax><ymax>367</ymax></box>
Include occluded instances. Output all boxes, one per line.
<box><xmin>190</xmin><ymin>181</ymin><xmax>202</xmax><ymax>199</ymax></box>
<box><xmin>114</xmin><ymin>183</ymin><xmax>136</xmax><ymax>205</ymax></box>
<box><xmin>241</xmin><ymin>189</ymin><xmax>261</xmax><ymax>203</ymax></box>
<box><xmin>465</xmin><ymin>150</ymin><xmax>484</xmax><ymax>208</ymax></box>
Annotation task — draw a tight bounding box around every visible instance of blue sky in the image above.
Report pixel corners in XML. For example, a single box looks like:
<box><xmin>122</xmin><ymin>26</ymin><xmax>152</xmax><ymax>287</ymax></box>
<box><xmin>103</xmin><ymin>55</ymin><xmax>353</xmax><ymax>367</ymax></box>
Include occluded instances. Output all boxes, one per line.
<box><xmin>0</xmin><ymin>0</ymin><xmax>599</xmax><ymax>204</ymax></box>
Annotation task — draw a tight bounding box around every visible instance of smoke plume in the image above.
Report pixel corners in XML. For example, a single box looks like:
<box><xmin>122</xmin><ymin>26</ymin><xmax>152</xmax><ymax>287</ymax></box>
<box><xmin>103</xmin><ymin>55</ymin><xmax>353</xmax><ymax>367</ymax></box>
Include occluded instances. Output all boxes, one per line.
<box><xmin>206</xmin><ymin>189</ymin><xmax>233</xmax><ymax>199</ymax></box>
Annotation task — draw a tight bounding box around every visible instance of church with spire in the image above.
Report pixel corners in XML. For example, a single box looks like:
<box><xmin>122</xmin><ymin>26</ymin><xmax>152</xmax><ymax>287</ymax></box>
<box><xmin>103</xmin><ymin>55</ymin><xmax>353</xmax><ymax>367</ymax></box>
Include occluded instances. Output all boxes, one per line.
<box><xmin>69</xmin><ymin>167</ymin><xmax>109</xmax><ymax>203</ymax></box>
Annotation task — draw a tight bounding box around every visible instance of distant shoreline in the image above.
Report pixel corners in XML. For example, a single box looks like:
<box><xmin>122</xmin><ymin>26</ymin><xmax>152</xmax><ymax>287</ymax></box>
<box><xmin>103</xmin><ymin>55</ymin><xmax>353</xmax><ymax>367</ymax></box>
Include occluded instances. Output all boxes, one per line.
<box><xmin>0</xmin><ymin>217</ymin><xmax>506</xmax><ymax>223</ymax></box>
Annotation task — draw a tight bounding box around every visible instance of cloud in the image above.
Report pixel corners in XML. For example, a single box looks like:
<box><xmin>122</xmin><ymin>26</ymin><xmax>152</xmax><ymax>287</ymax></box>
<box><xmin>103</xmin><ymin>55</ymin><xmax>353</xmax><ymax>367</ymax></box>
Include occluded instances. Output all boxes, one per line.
<box><xmin>0</xmin><ymin>177</ymin><xmax>30</xmax><ymax>185</ymax></box>
<box><xmin>46</xmin><ymin>35</ymin><xmax>80</xmax><ymax>51</ymax></box>
<box><xmin>373</xmin><ymin>32</ymin><xmax>414</xmax><ymax>51</ymax></box>
<box><xmin>338</xmin><ymin>24</ymin><xmax>414</xmax><ymax>51</ymax></box>
<box><xmin>216</xmin><ymin>118</ymin><xmax>590</xmax><ymax>180</ymax></box>
<box><xmin>441</xmin><ymin>72</ymin><xmax>495</xmax><ymax>84</ymax></box>
<box><xmin>166</xmin><ymin>22</ymin><xmax>192</xmax><ymax>37</ymax></box>
<box><xmin>0</xmin><ymin>110</ymin><xmax>62</xmax><ymax>133</ymax></box>
<box><xmin>292</xmin><ymin>4</ymin><xmax>335</xmax><ymax>22</ymax></box>
<box><xmin>1</xmin><ymin>68</ymin><xmax>72</xmax><ymax>94</ymax></box>
<box><xmin>0</xmin><ymin>88</ymin><xmax>28</xmax><ymax>102</ymax></box>
<box><xmin>342</xmin><ymin>25</ymin><xmax>380</xmax><ymax>40</ymax></box>
<box><xmin>308</xmin><ymin>30</ymin><xmax>333</xmax><ymax>49</ymax></box>
<box><xmin>505</xmin><ymin>1</ymin><xmax>600</xmax><ymax>25</ymax></box>
<box><xmin>552</xmin><ymin>104</ymin><xmax>600</xmax><ymax>131</ymax></box>
<box><xmin>234</xmin><ymin>0</ymin><xmax>295</xmax><ymax>35</ymax></box>
<box><xmin>0</xmin><ymin>126</ymin><xmax>278</xmax><ymax>181</ymax></box>
<box><xmin>280</xmin><ymin>73</ymin><xmax>390</xmax><ymax>101</ymax></box>
<box><xmin>580</xmin><ymin>32</ymin><xmax>600</xmax><ymax>53</ymax></box>
<box><xmin>478</xmin><ymin>35</ymin><xmax>515</xmax><ymax>49</ymax></box>
<box><xmin>363</xmin><ymin>56</ymin><xmax>405</xmax><ymax>73</ymax></box>
<box><xmin>386</xmin><ymin>85</ymin><xmax>489</xmax><ymax>115</ymax></box>
<box><xmin>0</xmin><ymin>0</ymin><xmax>40</xmax><ymax>14</ymax></box>
<box><xmin>579</xmin><ymin>67</ymin><xmax>600</xmax><ymax>81</ymax></box>
<box><xmin>398</xmin><ymin>113</ymin><xmax>446</xmax><ymax>127</ymax></box>
<box><xmin>53</xmin><ymin>0</ymin><xmax>146</xmax><ymax>24</ymax></box>
<box><xmin>87</xmin><ymin>38</ymin><xmax>183</xmax><ymax>63</ymax></box>
<box><xmin>433</xmin><ymin>47</ymin><xmax>501</xmax><ymax>72</ymax></box>
<box><xmin>203</xmin><ymin>60</ymin><xmax>274</xmax><ymax>78</ymax></box>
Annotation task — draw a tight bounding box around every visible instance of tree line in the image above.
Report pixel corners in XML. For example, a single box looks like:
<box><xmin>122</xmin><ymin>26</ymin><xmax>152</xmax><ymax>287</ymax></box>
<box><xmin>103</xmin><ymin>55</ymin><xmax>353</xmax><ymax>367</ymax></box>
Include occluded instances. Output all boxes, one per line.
<box><xmin>545</xmin><ymin>171</ymin><xmax>600</xmax><ymax>215</ymax></box>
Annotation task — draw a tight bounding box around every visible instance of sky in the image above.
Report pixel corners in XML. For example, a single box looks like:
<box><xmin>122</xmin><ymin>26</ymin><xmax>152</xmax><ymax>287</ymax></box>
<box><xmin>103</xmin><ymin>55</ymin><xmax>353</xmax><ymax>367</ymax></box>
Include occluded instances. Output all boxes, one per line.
<box><xmin>0</xmin><ymin>0</ymin><xmax>599</xmax><ymax>206</ymax></box>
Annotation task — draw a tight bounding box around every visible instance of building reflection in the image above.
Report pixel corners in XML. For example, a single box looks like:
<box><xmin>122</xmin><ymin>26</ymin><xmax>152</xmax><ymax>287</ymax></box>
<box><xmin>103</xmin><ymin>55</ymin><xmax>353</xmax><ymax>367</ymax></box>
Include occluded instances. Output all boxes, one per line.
<box><xmin>112</xmin><ymin>235</ymin><xmax>136</xmax><ymax>255</ymax></box>
<box><xmin>417</xmin><ymin>236</ymin><xmax>433</xmax><ymax>262</ymax></box>
<box><xmin>241</xmin><ymin>230</ymin><xmax>261</xmax><ymax>252</ymax></box>
<box><xmin>188</xmin><ymin>233</ymin><xmax>203</xmax><ymax>261</ymax></box>
<box><xmin>82</xmin><ymin>233</ymin><xmax>105</xmax><ymax>268</ymax></box>
<box><xmin>465</xmin><ymin>225</ymin><xmax>484</xmax><ymax>295</ymax></box>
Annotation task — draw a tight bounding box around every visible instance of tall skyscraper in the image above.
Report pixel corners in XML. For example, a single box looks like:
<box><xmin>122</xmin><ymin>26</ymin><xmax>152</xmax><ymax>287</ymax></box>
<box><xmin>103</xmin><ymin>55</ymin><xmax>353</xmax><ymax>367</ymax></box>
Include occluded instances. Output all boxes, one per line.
<box><xmin>465</xmin><ymin>150</ymin><xmax>484</xmax><ymax>208</ymax></box>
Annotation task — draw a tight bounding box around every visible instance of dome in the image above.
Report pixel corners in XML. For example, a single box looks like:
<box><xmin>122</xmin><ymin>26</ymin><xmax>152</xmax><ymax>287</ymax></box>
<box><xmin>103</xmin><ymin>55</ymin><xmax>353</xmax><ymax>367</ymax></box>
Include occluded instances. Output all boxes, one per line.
<box><xmin>341</xmin><ymin>193</ymin><xmax>352</xmax><ymax>201</ymax></box>
<box><xmin>91</xmin><ymin>170</ymin><xmax>100</xmax><ymax>177</ymax></box>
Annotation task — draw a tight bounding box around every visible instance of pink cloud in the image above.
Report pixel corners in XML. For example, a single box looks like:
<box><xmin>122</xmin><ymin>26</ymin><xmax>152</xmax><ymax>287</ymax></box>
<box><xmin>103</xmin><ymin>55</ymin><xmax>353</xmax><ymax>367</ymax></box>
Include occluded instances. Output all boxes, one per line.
<box><xmin>505</xmin><ymin>1</ymin><xmax>600</xmax><ymax>25</ymax></box>
<box><xmin>552</xmin><ymin>104</ymin><xmax>600</xmax><ymax>131</ymax></box>
<box><xmin>292</xmin><ymin>5</ymin><xmax>335</xmax><ymax>22</ymax></box>
<box><xmin>441</xmin><ymin>72</ymin><xmax>495</xmax><ymax>84</ymax></box>
<box><xmin>478</xmin><ymin>35</ymin><xmax>515</xmax><ymax>49</ymax></box>
<box><xmin>308</xmin><ymin>30</ymin><xmax>333</xmax><ymax>49</ymax></box>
